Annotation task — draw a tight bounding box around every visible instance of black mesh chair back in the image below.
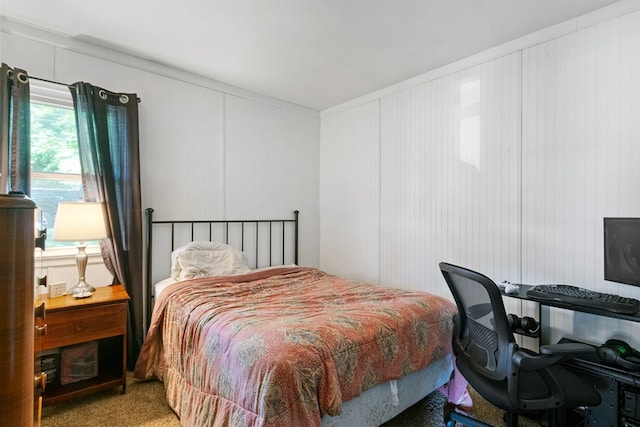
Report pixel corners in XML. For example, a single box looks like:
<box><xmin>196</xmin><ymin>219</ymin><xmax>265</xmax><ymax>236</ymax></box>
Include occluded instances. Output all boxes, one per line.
<box><xmin>439</xmin><ymin>262</ymin><xmax>601</xmax><ymax>427</ymax></box>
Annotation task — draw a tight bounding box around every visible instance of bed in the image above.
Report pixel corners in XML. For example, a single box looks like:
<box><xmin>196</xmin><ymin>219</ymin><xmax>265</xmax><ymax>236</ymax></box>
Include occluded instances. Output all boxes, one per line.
<box><xmin>134</xmin><ymin>209</ymin><xmax>456</xmax><ymax>427</ymax></box>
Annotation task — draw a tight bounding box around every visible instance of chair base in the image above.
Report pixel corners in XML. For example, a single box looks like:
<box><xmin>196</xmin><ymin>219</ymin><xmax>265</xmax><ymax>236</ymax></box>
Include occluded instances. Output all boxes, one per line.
<box><xmin>445</xmin><ymin>406</ymin><xmax>571</xmax><ymax>427</ymax></box>
<box><xmin>445</xmin><ymin>409</ymin><xmax>495</xmax><ymax>427</ymax></box>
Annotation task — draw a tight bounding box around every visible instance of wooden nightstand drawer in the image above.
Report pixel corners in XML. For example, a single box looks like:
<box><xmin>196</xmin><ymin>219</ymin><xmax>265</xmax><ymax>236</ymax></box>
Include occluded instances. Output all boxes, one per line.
<box><xmin>43</xmin><ymin>302</ymin><xmax>127</xmax><ymax>349</ymax></box>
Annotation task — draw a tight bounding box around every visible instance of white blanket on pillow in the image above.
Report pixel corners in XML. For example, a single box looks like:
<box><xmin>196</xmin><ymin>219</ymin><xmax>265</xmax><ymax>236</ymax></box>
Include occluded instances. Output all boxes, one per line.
<box><xmin>171</xmin><ymin>241</ymin><xmax>250</xmax><ymax>279</ymax></box>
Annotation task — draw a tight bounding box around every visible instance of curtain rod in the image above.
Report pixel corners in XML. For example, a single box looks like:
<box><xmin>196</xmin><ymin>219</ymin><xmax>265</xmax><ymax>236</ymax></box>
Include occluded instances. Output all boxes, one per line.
<box><xmin>28</xmin><ymin>75</ymin><xmax>75</xmax><ymax>90</ymax></box>
<box><xmin>28</xmin><ymin>74</ymin><xmax>142</xmax><ymax>103</ymax></box>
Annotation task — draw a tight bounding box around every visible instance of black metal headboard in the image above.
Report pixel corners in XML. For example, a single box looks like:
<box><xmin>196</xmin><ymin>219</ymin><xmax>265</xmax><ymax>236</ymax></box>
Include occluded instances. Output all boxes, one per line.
<box><xmin>145</xmin><ymin>208</ymin><xmax>299</xmax><ymax>326</ymax></box>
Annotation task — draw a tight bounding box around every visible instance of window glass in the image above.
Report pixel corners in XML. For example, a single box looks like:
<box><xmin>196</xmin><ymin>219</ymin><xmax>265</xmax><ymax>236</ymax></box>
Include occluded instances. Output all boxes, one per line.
<box><xmin>30</xmin><ymin>84</ymin><xmax>84</xmax><ymax>248</ymax></box>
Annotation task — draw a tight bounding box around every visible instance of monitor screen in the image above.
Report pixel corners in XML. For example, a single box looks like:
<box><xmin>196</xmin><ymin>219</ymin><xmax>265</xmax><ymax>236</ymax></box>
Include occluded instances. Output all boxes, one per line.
<box><xmin>604</xmin><ymin>218</ymin><xmax>640</xmax><ymax>287</ymax></box>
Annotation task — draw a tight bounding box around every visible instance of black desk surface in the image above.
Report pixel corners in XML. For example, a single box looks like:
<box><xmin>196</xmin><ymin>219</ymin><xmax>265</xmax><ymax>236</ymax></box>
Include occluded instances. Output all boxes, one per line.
<box><xmin>502</xmin><ymin>284</ymin><xmax>640</xmax><ymax>323</ymax></box>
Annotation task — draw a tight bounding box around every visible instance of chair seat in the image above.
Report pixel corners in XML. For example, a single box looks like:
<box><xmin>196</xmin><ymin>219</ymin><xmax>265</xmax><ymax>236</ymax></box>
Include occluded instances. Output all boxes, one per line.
<box><xmin>458</xmin><ymin>356</ymin><xmax>601</xmax><ymax>414</ymax></box>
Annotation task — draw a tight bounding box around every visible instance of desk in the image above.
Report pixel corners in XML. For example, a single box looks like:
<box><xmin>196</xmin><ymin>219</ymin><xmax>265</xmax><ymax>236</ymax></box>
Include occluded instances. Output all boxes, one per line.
<box><xmin>503</xmin><ymin>284</ymin><xmax>640</xmax><ymax>323</ymax></box>
<box><xmin>559</xmin><ymin>338</ymin><xmax>640</xmax><ymax>427</ymax></box>
<box><xmin>504</xmin><ymin>287</ymin><xmax>640</xmax><ymax>426</ymax></box>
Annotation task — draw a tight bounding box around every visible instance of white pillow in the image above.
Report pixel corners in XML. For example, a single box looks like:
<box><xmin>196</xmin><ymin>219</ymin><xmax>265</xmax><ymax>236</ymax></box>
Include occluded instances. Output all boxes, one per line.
<box><xmin>170</xmin><ymin>241</ymin><xmax>250</xmax><ymax>280</ymax></box>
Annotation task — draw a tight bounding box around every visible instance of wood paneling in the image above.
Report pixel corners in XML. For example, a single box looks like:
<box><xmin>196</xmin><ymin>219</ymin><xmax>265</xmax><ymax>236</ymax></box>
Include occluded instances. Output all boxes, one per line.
<box><xmin>521</xmin><ymin>10</ymin><xmax>640</xmax><ymax>345</ymax></box>
<box><xmin>319</xmin><ymin>100</ymin><xmax>381</xmax><ymax>283</ymax></box>
<box><xmin>380</xmin><ymin>53</ymin><xmax>521</xmax><ymax>296</ymax></box>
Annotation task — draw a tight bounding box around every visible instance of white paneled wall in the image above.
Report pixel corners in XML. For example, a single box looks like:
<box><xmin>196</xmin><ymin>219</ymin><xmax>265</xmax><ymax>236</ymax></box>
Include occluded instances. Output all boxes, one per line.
<box><xmin>136</xmin><ymin>75</ymin><xmax>227</xmax><ymax>221</ymax></box>
<box><xmin>225</xmin><ymin>95</ymin><xmax>320</xmax><ymax>266</ymax></box>
<box><xmin>57</xmin><ymin>47</ymin><xmax>234</xmax><ymax>222</ymax></box>
<box><xmin>381</xmin><ymin>53</ymin><xmax>522</xmax><ymax>297</ymax></box>
<box><xmin>321</xmin><ymin>54</ymin><xmax>521</xmax><ymax>298</ymax></box>
<box><xmin>522</xmin><ymin>10</ymin><xmax>640</xmax><ymax>346</ymax></box>
<box><xmin>320</xmin><ymin>7</ymin><xmax>640</xmax><ymax>347</ymax></box>
<box><xmin>522</xmin><ymin>9</ymin><xmax>640</xmax><ymax>289</ymax></box>
<box><xmin>320</xmin><ymin>100</ymin><xmax>380</xmax><ymax>283</ymax></box>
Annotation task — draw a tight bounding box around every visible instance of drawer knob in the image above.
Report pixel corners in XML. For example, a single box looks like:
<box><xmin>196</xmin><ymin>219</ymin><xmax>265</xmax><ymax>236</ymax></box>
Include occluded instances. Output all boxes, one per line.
<box><xmin>34</xmin><ymin>372</ymin><xmax>47</xmax><ymax>393</ymax></box>
<box><xmin>34</xmin><ymin>302</ymin><xmax>46</xmax><ymax>320</ymax></box>
<box><xmin>75</xmin><ymin>322</ymin><xmax>86</xmax><ymax>332</ymax></box>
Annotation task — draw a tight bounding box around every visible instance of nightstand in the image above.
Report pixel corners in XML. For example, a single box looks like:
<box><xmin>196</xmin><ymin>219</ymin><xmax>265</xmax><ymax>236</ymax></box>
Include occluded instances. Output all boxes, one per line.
<box><xmin>37</xmin><ymin>284</ymin><xmax>129</xmax><ymax>406</ymax></box>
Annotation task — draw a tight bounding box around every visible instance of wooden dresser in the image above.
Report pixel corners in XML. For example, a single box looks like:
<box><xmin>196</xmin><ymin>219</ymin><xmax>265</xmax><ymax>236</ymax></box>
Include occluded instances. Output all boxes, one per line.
<box><xmin>38</xmin><ymin>285</ymin><xmax>130</xmax><ymax>406</ymax></box>
<box><xmin>0</xmin><ymin>193</ymin><xmax>37</xmax><ymax>427</ymax></box>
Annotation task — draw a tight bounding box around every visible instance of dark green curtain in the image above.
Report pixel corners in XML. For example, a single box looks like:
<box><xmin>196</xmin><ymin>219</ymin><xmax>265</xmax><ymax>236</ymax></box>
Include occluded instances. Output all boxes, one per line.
<box><xmin>0</xmin><ymin>63</ymin><xmax>31</xmax><ymax>195</ymax></box>
<box><xmin>71</xmin><ymin>82</ymin><xmax>143</xmax><ymax>369</ymax></box>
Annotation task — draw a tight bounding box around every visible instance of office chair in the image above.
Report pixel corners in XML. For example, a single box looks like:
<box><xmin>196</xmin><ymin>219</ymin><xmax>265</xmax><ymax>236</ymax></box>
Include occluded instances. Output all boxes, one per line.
<box><xmin>439</xmin><ymin>263</ymin><xmax>601</xmax><ymax>427</ymax></box>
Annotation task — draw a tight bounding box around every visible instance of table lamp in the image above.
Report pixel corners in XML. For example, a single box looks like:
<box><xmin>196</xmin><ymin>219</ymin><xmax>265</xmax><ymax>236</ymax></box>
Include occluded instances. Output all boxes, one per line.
<box><xmin>53</xmin><ymin>201</ymin><xmax>108</xmax><ymax>298</ymax></box>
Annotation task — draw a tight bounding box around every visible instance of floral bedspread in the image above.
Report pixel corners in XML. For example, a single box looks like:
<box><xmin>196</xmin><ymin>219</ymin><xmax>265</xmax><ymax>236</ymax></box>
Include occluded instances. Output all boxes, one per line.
<box><xmin>135</xmin><ymin>267</ymin><xmax>455</xmax><ymax>427</ymax></box>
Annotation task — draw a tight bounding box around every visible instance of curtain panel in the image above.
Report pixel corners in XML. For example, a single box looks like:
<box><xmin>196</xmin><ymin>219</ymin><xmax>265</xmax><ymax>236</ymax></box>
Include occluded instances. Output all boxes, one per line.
<box><xmin>71</xmin><ymin>82</ymin><xmax>143</xmax><ymax>369</ymax></box>
<box><xmin>0</xmin><ymin>63</ymin><xmax>31</xmax><ymax>195</ymax></box>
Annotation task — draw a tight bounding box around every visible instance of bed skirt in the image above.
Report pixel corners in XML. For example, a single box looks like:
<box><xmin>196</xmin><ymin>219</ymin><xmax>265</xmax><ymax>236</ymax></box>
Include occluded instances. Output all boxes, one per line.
<box><xmin>321</xmin><ymin>353</ymin><xmax>454</xmax><ymax>426</ymax></box>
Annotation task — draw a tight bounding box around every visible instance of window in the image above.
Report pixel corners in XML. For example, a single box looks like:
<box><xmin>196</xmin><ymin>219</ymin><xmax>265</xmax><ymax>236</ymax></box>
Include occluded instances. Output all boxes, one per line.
<box><xmin>30</xmin><ymin>82</ymin><xmax>83</xmax><ymax>248</ymax></box>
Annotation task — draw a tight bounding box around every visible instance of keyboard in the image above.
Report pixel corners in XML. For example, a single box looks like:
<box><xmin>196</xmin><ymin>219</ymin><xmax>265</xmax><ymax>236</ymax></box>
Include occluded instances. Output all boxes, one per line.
<box><xmin>526</xmin><ymin>284</ymin><xmax>640</xmax><ymax>315</ymax></box>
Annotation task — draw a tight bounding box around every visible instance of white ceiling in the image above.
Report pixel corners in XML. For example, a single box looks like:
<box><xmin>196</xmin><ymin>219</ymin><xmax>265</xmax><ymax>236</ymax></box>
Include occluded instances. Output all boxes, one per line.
<box><xmin>0</xmin><ymin>0</ymin><xmax>617</xmax><ymax>111</ymax></box>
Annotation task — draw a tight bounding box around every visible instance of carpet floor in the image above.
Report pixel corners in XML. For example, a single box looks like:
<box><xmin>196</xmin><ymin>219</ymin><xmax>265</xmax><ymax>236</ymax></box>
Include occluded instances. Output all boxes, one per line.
<box><xmin>41</xmin><ymin>372</ymin><xmax>545</xmax><ymax>426</ymax></box>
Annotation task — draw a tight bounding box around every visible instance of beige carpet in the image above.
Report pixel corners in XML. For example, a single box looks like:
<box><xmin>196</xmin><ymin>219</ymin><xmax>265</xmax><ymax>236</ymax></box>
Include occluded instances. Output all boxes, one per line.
<box><xmin>41</xmin><ymin>373</ymin><xmax>180</xmax><ymax>427</ymax></box>
<box><xmin>41</xmin><ymin>372</ymin><xmax>543</xmax><ymax>427</ymax></box>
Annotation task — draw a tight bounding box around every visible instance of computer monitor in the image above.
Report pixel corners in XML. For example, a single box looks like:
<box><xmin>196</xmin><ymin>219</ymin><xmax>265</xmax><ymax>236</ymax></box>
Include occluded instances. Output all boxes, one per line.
<box><xmin>604</xmin><ymin>218</ymin><xmax>640</xmax><ymax>287</ymax></box>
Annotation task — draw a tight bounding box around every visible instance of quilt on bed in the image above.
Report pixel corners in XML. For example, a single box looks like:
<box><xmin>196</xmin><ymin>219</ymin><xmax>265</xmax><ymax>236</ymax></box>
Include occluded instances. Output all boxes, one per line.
<box><xmin>135</xmin><ymin>267</ymin><xmax>455</xmax><ymax>427</ymax></box>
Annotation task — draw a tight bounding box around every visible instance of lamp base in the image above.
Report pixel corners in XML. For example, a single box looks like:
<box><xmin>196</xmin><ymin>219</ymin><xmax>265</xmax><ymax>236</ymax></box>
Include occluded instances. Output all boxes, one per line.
<box><xmin>71</xmin><ymin>280</ymin><xmax>96</xmax><ymax>299</ymax></box>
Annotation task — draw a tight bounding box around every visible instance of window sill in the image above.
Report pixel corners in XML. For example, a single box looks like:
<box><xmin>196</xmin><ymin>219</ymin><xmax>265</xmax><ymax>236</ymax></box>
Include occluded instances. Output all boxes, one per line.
<box><xmin>36</xmin><ymin>245</ymin><xmax>103</xmax><ymax>260</ymax></box>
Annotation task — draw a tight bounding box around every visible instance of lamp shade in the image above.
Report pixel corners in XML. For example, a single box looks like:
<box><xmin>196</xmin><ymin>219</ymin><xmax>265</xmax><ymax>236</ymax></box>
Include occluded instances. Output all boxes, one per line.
<box><xmin>52</xmin><ymin>202</ymin><xmax>108</xmax><ymax>241</ymax></box>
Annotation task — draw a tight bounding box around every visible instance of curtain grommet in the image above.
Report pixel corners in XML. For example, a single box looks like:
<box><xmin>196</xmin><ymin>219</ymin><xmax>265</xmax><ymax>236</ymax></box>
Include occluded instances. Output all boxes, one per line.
<box><xmin>17</xmin><ymin>72</ymin><xmax>28</xmax><ymax>83</ymax></box>
<box><xmin>119</xmin><ymin>94</ymin><xmax>129</xmax><ymax>104</ymax></box>
<box><xmin>99</xmin><ymin>89</ymin><xmax>108</xmax><ymax>100</ymax></box>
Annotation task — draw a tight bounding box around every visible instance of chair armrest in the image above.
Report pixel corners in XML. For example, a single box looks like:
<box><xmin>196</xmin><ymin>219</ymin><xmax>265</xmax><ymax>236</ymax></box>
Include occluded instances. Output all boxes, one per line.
<box><xmin>513</xmin><ymin>350</ymin><xmax>562</xmax><ymax>371</ymax></box>
<box><xmin>514</xmin><ymin>343</ymin><xmax>596</xmax><ymax>371</ymax></box>
<box><xmin>539</xmin><ymin>342</ymin><xmax>596</xmax><ymax>356</ymax></box>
